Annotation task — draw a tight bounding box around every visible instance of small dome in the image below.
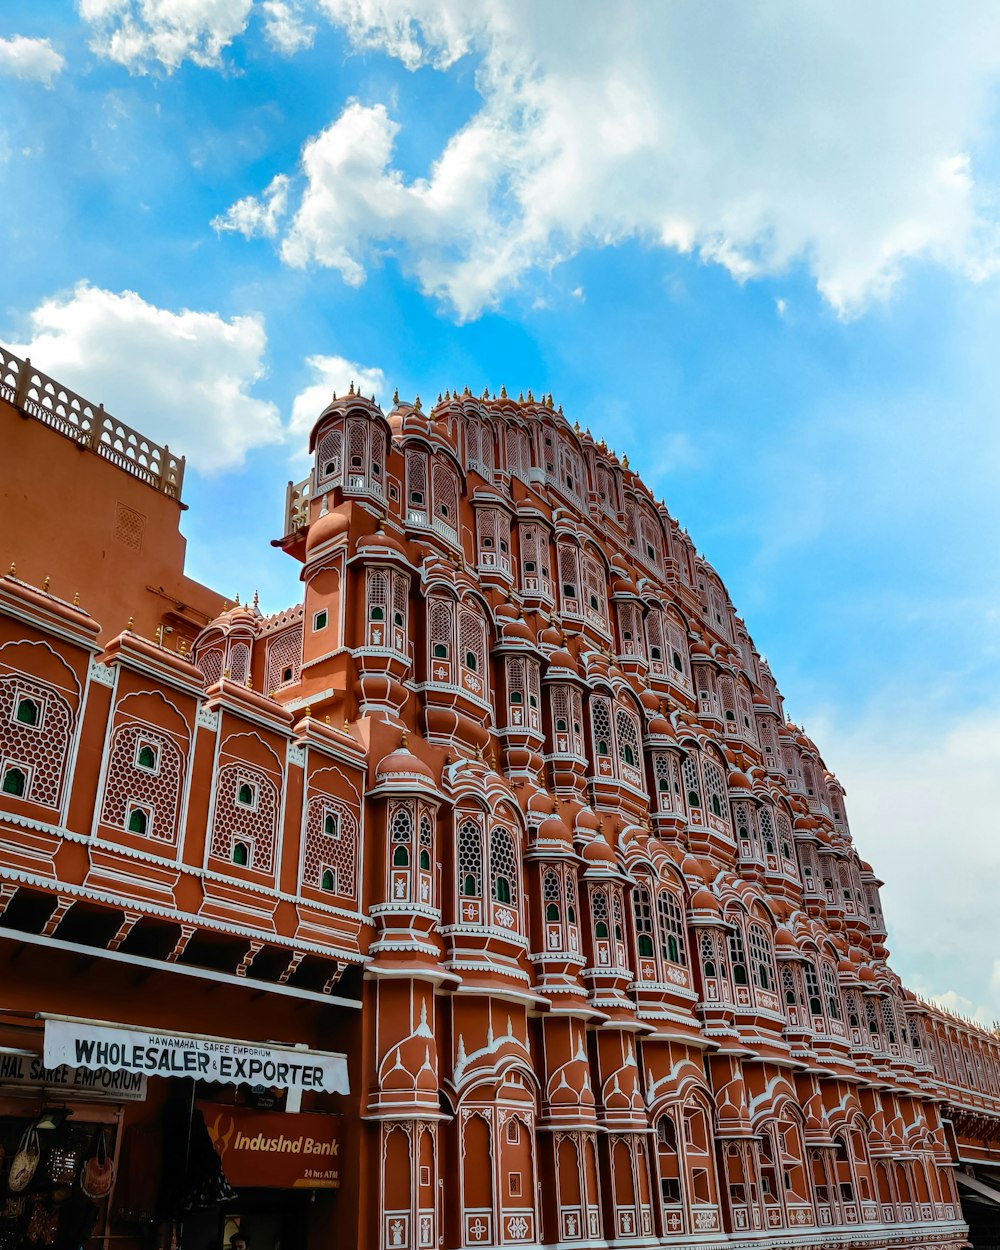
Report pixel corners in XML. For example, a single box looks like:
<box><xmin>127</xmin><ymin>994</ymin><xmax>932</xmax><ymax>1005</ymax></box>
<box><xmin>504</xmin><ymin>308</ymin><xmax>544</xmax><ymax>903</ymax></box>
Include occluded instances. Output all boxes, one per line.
<box><xmin>582</xmin><ymin>836</ymin><xmax>616</xmax><ymax>865</ymax></box>
<box><xmin>306</xmin><ymin>507</ymin><xmax>350</xmax><ymax>554</ymax></box>
<box><xmin>857</xmin><ymin>965</ymin><xmax>876</xmax><ymax>982</ymax></box>
<box><xmin>374</xmin><ymin>741</ymin><xmax>436</xmax><ymax>788</ymax></box>
<box><xmin>774</xmin><ymin>926</ymin><xmax>797</xmax><ymax>950</ymax></box>
<box><xmin>356</xmin><ymin>523</ymin><xmax>409</xmax><ymax>558</ymax></box>
<box><xmin>538</xmin><ymin>622</ymin><xmax>563</xmax><ymax>649</ymax></box>
<box><xmin>536</xmin><ymin>815</ymin><xmax>572</xmax><ymax>845</ymax></box>
<box><xmin>546</xmin><ymin>646</ymin><xmax>578</xmax><ymax>673</ymax></box>
<box><xmin>690</xmin><ymin>887</ymin><xmax>720</xmax><ymax>913</ymax></box>
<box><xmin>500</xmin><ymin>615</ymin><xmax>534</xmax><ymax>644</ymax></box>
<box><xmin>727</xmin><ymin>769</ymin><xmax>752</xmax><ymax>791</ymax></box>
<box><xmin>574</xmin><ymin>806</ymin><xmax>601</xmax><ymax>834</ymax></box>
<box><xmin>646</xmin><ymin>713</ymin><xmax>674</xmax><ymax>740</ymax></box>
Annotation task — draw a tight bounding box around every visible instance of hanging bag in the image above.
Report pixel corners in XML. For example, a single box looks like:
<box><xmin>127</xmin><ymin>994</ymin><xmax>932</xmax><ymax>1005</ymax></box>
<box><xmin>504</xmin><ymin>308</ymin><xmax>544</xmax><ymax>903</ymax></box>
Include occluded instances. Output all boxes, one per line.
<box><xmin>8</xmin><ymin>1124</ymin><xmax>41</xmax><ymax>1193</ymax></box>
<box><xmin>80</xmin><ymin>1131</ymin><xmax>114</xmax><ymax>1200</ymax></box>
<box><xmin>25</xmin><ymin>1200</ymin><xmax>59</xmax><ymax>1247</ymax></box>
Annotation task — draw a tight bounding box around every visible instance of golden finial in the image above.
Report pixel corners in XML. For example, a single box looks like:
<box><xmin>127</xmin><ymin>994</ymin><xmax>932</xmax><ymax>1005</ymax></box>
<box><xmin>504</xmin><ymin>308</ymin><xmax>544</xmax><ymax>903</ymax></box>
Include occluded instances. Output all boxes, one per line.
<box><xmin>622</xmin><ymin>454</ymin><xmax>629</xmax><ymax>469</ymax></box>
<box><xmin>268</xmin><ymin>688</ymin><xmax>276</xmax><ymax>698</ymax></box>
<box><xmin>179</xmin><ymin>639</ymin><xmax>188</xmax><ymax>653</ymax></box>
<box><xmin>7</xmin><ymin>562</ymin><xmax>14</xmax><ymax>576</ymax></box>
<box><xmin>464</xmin><ymin>385</ymin><xmax>471</xmax><ymax>396</ymax></box>
<box><xmin>330</xmin><ymin>390</ymin><xmax>336</xmax><ymax>400</ymax></box>
<box><xmin>393</xmin><ymin>387</ymin><xmax>399</xmax><ymax>405</ymax></box>
<box><xmin>574</xmin><ymin>421</ymin><xmax>581</xmax><ymax>434</ymax></box>
<box><xmin>518</xmin><ymin>391</ymin><xmax>524</xmax><ymax>403</ymax></box>
<box><xmin>43</xmin><ymin>575</ymin><xmax>50</xmax><ymax>591</ymax></box>
<box><xmin>437</xmin><ymin>393</ymin><xmax>442</xmax><ymax>405</ymax></box>
<box><xmin>348</xmin><ymin>380</ymin><xmax>355</xmax><ymax>396</ymax></box>
<box><xmin>400</xmin><ymin>729</ymin><xmax>409</xmax><ymax>749</ymax></box>
<box><xmin>547</xmin><ymin>393</ymin><xmax>554</xmax><ymax>409</ymax></box>
<box><xmin>126</xmin><ymin>616</ymin><xmax>134</xmax><ymax>631</ymax></box>
<box><xmin>527</xmin><ymin>389</ymin><xmax>534</xmax><ymax>403</ymax></box>
<box><xmin>481</xmin><ymin>386</ymin><xmax>489</xmax><ymax>400</ymax></box>
<box><xmin>246</xmin><ymin>674</ymin><xmax>253</xmax><ymax>689</ymax></box>
<box><xmin>223</xmin><ymin>668</ymin><xmax>231</xmax><ymax>680</ymax></box>
<box><xmin>343</xmin><ymin>718</ymin><xmax>350</xmax><ymax>731</ymax></box>
<box><xmin>324</xmin><ymin>713</ymin><xmax>331</xmax><ymax>723</ymax></box>
<box><xmin>253</xmin><ymin>590</ymin><xmax>259</xmax><ymax>609</ymax></box>
<box><xmin>414</xmin><ymin>394</ymin><xmax>422</xmax><ymax>411</ymax></box>
<box><xmin>375</xmin><ymin>516</ymin><xmax>385</xmax><ymax>532</ymax></box>
<box><xmin>475</xmin><ymin>742</ymin><xmax>482</xmax><ymax>761</ymax></box>
<box><xmin>444</xmin><ymin>388</ymin><xmax>451</xmax><ymax>400</ymax></box>
<box><xmin>557</xmin><ymin>404</ymin><xmax>563</xmax><ymax>415</ymax></box>
<box><xmin>234</xmin><ymin>592</ymin><xmax>240</xmax><ymax>605</ymax></box>
<box><xmin>500</xmin><ymin>383</ymin><xmax>507</xmax><ymax>398</ymax></box>
<box><xmin>304</xmin><ymin>703</ymin><xmax>312</xmax><ymax>718</ymax></box>
<box><xmin>73</xmin><ymin>591</ymin><xmax>81</xmax><ymax>606</ymax></box>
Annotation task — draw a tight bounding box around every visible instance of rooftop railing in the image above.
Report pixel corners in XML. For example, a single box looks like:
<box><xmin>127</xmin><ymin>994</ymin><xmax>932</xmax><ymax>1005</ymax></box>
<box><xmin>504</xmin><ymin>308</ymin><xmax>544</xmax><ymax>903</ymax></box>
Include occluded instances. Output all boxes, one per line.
<box><xmin>0</xmin><ymin>344</ymin><xmax>185</xmax><ymax>500</ymax></box>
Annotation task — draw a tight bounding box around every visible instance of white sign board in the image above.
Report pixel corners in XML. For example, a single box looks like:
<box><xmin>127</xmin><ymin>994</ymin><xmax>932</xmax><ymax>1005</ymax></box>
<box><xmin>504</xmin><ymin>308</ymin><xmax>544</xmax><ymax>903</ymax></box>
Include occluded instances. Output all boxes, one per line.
<box><xmin>0</xmin><ymin>1051</ymin><xmax>147</xmax><ymax>1101</ymax></box>
<box><xmin>43</xmin><ymin>1021</ymin><xmax>349</xmax><ymax>1095</ymax></box>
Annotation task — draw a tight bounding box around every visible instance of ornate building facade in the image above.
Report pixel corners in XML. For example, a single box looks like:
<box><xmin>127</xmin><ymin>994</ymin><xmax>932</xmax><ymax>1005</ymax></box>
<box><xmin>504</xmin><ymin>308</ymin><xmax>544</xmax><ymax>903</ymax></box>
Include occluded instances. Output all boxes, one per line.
<box><xmin>0</xmin><ymin>346</ymin><xmax>998</xmax><ymax>1249</ymax></box>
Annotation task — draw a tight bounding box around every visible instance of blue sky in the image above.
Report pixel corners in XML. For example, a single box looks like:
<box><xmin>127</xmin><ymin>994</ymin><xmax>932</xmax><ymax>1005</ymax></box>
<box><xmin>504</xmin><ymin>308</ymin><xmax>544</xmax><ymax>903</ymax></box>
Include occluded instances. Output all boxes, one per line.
<box><xmin>2</xmin><ymin>1</ymin><xmax>998</xmax><ymax>1020</ymax></box>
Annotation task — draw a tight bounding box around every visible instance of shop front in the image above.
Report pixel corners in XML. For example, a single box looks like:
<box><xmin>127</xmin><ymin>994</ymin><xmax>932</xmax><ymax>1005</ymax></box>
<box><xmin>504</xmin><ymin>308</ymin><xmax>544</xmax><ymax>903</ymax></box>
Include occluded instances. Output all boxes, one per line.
<box><xmin>0</xmin><ymin>997</ymin><xmax>353</xmax><ymax>1250</ymax></box>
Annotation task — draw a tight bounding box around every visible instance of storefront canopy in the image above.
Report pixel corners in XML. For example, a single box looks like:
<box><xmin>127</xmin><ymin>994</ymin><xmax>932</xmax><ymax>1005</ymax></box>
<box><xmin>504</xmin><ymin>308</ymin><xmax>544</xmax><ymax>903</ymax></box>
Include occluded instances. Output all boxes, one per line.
<box><xmin>42</xmin><ymin>1016</ymin><xmax>349</xmax><ymax>1095</ymax></box>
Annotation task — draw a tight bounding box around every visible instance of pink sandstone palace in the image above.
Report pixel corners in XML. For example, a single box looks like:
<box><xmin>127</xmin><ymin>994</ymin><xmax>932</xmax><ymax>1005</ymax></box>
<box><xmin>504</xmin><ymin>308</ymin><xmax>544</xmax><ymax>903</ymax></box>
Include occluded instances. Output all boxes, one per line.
<box><xmin>0</xmin><ymin>343</ymin><xmax>997</xmax><ymax>1250</ymax></box>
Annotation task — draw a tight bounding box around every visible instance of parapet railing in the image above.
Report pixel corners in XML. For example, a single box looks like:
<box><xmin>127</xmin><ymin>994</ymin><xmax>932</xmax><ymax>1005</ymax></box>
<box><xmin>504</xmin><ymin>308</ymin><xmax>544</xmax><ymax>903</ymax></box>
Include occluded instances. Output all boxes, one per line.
<box><xmin>0</xmin><ymin>344</ymin><xmax>185</xmax><ymax>500</ymax></box>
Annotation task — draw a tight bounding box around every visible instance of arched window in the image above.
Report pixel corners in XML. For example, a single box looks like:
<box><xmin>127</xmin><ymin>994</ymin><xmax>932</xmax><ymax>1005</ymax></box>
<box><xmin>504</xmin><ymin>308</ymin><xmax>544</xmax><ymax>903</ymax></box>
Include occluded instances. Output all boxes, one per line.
<box><xmin>489</xmin><ymin>825</ymin><xmax>518</xmax><ymax>915</ymax></box>
<box><xmin>321</xmin><ymin>868</ymin><xmax>335</xmax><ymax>891</ymax></box>
<box><xmin>728</xmin><ymin>926</ymin><xmax>748</xmax><ymax>986</ymax></box>
<box><xmin>634</xmin><ymin>884</ymin><xmax>656</xmax><ymax>962</ymax></box>
<box><xmin>2</xmin><ymin>766</ymin><xmax>26</xmax><ymax>797</ymax></box>
<box><xmin>458</xmin><ymin>816</ymin><xmax>483</xmax><ymax>908</ymax></box>
<box><xmin>136</xmin><ymin>744</ymin><xmax>157</xmax><ymax>771</ymax></box>
<box><xmin>15</xmin><ymin>698</ymin><xmax>38</xmax><ymax>726</ymax></box>
<box><xmin>232</xmin><ymin>839</ymin><xmax>249</xmax><ymax>866</ymax></box>
<box><xmin>390</xmin><ymin>805</ymin><xmax>413</xmax><ymax>880</ymax></box>
<box><xmin>748</xmin><ymin>924</ymin><xmax>774</xmax><ymax>991</ymax></box>
<box><xmin>127</xmin><ymin>806</ymin><xmax>148</xmax><ymax>835</ymax></box>
<box><xmin>393</xmin><ymin>844</ymin><xmax>409</xmax><ymax>867</ymax></box>
<box><xmin>657</xmin><ymin>891</ymin><xmax>686</xmax><ymax>966</ymax></box>
<box><xmin>237</xmin><ymin>781</ymin><xmax>255</xmax><ymax>807</ymax></box>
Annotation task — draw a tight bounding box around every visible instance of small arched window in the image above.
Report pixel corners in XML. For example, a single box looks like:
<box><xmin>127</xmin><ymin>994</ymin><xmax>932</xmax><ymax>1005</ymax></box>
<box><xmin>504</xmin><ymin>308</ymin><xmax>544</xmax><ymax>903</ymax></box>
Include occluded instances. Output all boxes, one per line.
<box><xmin>15</xmin><ymin>698</ymin><xmax>38</xmax><ymax>726</ymax></box>
<box><xmin>370</xmin><ymin>605</ymin><xmax>385</xmax><ymax>621</ymax></box>
<box><xmin>711</xmin><ymin>793</ymin><xmax>722</xmax><ymax>817</ymax></box>
<box><xmin>324</xmin><ymin>811</ymin><xmax>339</xmax><ymax>837</ymax></box>
<box><xmin>672</xmin><ymin>651</ymin><xmax>683</xmax><ymax>672</ymax></box>
<box><xmin>433</xmin><ymin>643</ymin><xmax>448</xmax><ymax>659</ymax></box>
<box><xmin>393</xmin><ymin>845</ymin><xmax>409</xmax><ymax>867</ymax></box>
<box><xmin>623</xmin><ymin>744</ymin><xmax>635</xmax><ymax>766</ymax></box>
<box><xmin>1</xmin><ymin>767</ymin><xmax>25</xmax><ymax>797</ymax></box>
<box><xmin>465</xmin><ymin>651</ymin><xmax>478</xmax><ymax>672</ymax></box>
<box><xmin>596</xmin><ymin>920</ymin><xmax>609</xmax><ymax>939</ymax></box>
<box><xmin>545</xmin><ymin>902</ymin><xmax>560</xmax><ymax>922</ymax></box>
<box><xmin>638</xmin><ymin>933</ymin><xmax>654</xmax><ymax>957</ymax></box>
<box><xmin>232</xmin><ymin>840</ymin><xmax>249</xmax><ymax>866</ymax></box>
<box><xmin>237</xmin><ymin>782</ymin><xmax>255</xmax><ymax>807</ymax></box>
<box><xmin>127</xmin><ymin>807</ymin><xmax>148</xmax><ymax>835</ymax></box>
<box><xmin>495</xmin><ymin>876</ymin><xmax>511</xmax><ymax>904</ymax></box>
<box><xmin>462</xmin><ymin>873</ymin><xmax>477</xmax><ymax>896</ymax></box>
<box><xmin>419</xmin><ymin>848</ymin><xmax>431</xmax><ymax>871</ymax></box>
<box><xmin>137</xmin><ymin>744</ymin><xmax>157</xmax><ymax>770</ymax></box>
<box><xmin>321</xmin><ymin>868</ymin><xmax>335</xmax><ymax>891</ymax></box>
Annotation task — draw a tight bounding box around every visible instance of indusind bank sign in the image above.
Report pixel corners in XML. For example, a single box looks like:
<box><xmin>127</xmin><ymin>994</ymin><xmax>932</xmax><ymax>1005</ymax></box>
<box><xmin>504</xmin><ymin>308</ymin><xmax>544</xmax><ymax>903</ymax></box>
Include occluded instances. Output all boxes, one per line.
<box><xmin>200</xmin><ymin>1102</ymin><xmax>341</xmax><ymax>1189</ymax></box>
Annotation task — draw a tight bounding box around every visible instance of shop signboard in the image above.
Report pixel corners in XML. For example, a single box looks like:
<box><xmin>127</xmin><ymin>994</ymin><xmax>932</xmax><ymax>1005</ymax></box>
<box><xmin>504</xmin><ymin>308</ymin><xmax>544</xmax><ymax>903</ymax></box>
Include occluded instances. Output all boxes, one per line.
<box><xmin>199</xmin><ymin>1102</ymin><xmax>341</xmax><ymax>1189</ymax></box>
<box><xmin>0</xmin><ymin>1049</ymin><xmax>147</xmax><ymax>1101</ymax></box>
<box><xmin>43</xmin><ymin>1020</ymin><xmax>350</xmax><ymax>1094</ymax></box>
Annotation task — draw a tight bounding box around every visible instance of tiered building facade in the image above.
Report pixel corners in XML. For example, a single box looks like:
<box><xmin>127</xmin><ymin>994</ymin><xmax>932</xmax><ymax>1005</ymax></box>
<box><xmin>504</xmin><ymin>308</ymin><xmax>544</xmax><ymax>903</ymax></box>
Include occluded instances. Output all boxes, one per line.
<box><xmin>0</xmin><ymin>345</ymin><xmax>998</xmax><ymax>1249</ymax></box>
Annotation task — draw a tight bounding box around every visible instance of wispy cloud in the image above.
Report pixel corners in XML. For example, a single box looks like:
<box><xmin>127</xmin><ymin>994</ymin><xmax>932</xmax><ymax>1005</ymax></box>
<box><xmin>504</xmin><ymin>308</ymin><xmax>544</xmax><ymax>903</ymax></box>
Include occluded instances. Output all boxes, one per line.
<box><xmin>0</xmin><ymin>35</ymin><xmax>65</xmax><ymax>87</ymax></box>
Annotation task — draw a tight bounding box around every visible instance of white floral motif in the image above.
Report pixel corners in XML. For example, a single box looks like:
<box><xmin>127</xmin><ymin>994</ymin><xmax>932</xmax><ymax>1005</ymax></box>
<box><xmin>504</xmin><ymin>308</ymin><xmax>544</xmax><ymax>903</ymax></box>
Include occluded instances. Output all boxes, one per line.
<box><xmin>506</xmin><ymin>1216</ymin><xmax>529</xmax><ymax>1240</ymax></box>
<box><xmin>496</xmin><ymin>906</ymin><xmax>515</xmax><ymax>928</ymax></box>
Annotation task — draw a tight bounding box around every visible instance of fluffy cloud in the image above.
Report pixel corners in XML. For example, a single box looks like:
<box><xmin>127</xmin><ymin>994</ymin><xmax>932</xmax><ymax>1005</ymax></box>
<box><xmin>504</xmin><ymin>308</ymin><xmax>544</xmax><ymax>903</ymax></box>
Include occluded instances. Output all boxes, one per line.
<box><xmin>213</xmin><ymin>174</ymin><xmax>291</xmax><ymax>239</ymax></box>
<box><xmin>0</xmin><ymin>35</ymin><xmax>65</xmax><ymax>86</ymax></box>
<box><xmin>11</xmin><ymin>284</ymin><xmax>282</xmax><ymax>472</ymax></box>
<box><xmin>223</xmin><ymin>1</ymin><xmax>1000</xmax><ymax>319</ymax></box>
<box><xmin>288</xmin><ymin>352</ymin><xmax>387</xmax><ymax>447</ymax></box>
<box><xmin>79</xmin><ymin>0</ymin><xmax>252</xmax><ymax>72</ymax></box>
<box><xmin>262</xmin><ymin>0</ymin><xmax>315</xmax><ymax>55</ymax></box>
<box><xmin>810</xmin><ymin>703</ymin><xmax>1000</xmax><ymax>1023</ymax></box>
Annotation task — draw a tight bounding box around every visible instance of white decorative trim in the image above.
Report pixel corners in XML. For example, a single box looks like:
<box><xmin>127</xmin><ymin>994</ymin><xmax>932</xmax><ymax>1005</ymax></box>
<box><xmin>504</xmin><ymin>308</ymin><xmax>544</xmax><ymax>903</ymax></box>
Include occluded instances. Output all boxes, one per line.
<box><xmin>197</xmin><ymin>705</ymin><xmax>219</xmax><ymax>731</ymax></box>
<box><xmin>287</xmin><ymin>743</ymin><xmax>305</xmax><ymax>768</ymax></box>
<box><xmin>87</xmin><ymin>659</ymin><xmax>115</xmax><ymax>688</ymax></box>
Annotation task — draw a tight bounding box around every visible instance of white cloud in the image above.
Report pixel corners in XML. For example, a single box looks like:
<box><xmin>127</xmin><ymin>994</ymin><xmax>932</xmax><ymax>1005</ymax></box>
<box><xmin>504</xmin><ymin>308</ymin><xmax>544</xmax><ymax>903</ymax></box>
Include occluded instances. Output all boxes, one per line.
<box><xmin>810</xmin><ymin>703</ymin><xmax>1000</xmax><ymax>1023</ymax></box>
<box><xmin>262</xmin><ymin>0</ymin><xmax>315</xmax><ymax>54</ymax></box>
<box><xmin>213</xmin><ymin>173</ymin><xmax>291</xmax><ymax>239</ymax></box>
<box><xmin>288</xmin><ymin>352</ymin><xmax>387</xmax><ymax>448</ymax></box>
<box><xmin>78</xmin><ymin>0</ymin><xmax>252</xmax><ymax>73</ymax></box>
<box><xmin>10</xmin><ymin>283</ymin><xmax>282</xmax><ymax>472</ymax></box>
<box><xmin>0</xmin><ymin>35</ymin><xmax>65</xmax><ymax>86</ymax></box>
<box><xmin>224</xmin><ymin>1</ymin><xmax>1000</xmax><ymax>319</ymax></box>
